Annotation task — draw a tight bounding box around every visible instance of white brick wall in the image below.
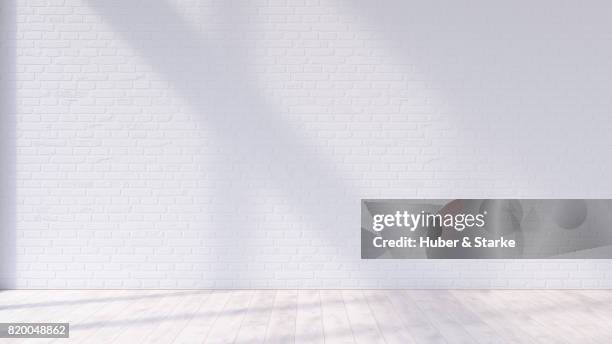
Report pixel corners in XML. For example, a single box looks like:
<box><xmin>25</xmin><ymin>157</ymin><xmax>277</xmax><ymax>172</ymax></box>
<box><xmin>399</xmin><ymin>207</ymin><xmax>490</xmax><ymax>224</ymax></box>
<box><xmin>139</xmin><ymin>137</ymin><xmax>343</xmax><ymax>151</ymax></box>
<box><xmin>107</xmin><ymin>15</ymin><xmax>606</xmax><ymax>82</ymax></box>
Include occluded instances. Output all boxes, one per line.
<box><xmin>1</xmin><ymin>0</ymin><xmax>17</xmax><ymax>289</ymax></box>
<box><xmin>11</xmin><ymin>0</ymin><xmax>612</xmax><ymax>288</ymax></box>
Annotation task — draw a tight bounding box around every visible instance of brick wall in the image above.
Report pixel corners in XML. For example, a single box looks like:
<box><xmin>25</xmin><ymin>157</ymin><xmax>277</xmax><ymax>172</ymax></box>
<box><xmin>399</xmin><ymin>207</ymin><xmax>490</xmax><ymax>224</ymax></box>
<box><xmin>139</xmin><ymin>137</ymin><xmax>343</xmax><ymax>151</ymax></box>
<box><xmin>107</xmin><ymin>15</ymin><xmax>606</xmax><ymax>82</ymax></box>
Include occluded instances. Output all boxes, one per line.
<box><xmin>12</xmin><ymin>0</ymin><xmax>612</xmax><ymax>288</ymax></box>
<box><xmin>1</xmin><ymin>0</ymin><xmax>16</xmax><ymax>289</ymax></box>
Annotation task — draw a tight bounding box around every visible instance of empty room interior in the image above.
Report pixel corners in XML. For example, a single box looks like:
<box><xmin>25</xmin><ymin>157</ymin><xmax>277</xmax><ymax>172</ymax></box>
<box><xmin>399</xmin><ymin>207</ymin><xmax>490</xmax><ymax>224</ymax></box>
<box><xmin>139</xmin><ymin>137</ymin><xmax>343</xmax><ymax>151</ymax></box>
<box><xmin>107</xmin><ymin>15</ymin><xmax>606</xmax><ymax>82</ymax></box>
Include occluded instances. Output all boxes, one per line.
<box><xmin>2</xmin><ymin>0</ymin><xmax>612</xmax><ymax>343</ymax></box>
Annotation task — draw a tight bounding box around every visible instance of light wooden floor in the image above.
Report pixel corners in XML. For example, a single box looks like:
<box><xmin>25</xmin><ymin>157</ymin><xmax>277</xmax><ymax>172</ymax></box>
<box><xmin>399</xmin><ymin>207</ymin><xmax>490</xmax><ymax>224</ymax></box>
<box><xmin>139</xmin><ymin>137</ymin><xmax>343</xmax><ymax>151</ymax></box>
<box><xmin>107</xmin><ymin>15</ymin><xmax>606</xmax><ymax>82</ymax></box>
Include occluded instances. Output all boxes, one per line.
<box><xmin>1</xmin><ymin>290</ymin><xmax>612</xmax><ymax>343</ymax></box>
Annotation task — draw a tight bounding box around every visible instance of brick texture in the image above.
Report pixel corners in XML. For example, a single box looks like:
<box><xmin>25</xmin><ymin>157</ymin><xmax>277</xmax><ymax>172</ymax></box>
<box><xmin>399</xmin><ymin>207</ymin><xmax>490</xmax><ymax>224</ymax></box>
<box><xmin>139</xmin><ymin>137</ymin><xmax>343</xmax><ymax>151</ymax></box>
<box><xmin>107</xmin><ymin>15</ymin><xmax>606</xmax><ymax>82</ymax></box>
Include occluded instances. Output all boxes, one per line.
<box><xmin>11</xmin><ymin>0</ymin><xmax>612</xmax><ymax>288</ymax></box>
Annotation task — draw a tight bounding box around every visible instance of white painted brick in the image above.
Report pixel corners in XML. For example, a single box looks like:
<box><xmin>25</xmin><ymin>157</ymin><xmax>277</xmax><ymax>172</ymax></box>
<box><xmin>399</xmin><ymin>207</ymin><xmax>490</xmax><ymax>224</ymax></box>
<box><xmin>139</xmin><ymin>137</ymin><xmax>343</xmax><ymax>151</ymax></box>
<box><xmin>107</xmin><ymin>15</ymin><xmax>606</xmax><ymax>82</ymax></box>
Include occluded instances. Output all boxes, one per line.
<box><xmin>8</xmin><ymin>0</ymin><xmax>612</xmax><ymax>288</ymax></box>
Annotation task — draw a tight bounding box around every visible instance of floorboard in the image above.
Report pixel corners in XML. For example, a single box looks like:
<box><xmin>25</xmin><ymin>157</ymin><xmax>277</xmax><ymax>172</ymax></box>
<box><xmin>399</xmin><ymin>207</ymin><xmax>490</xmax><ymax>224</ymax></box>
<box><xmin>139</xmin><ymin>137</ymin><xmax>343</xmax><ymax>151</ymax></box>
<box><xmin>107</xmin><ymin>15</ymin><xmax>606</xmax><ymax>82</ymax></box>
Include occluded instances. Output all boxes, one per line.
<box><xmin>295</xmin><ymin>290</ymin><xmax>324</xmax><ymax>344</ymax></box>
<box><xmin>320</xmin><ymin>290</ymin><xmax>353</xmax><ymax>344</ymax></box>
<box><xmin>0</xmin><ymin>290</ymin><xmax>612</xmax><ymax>343</ymax></box>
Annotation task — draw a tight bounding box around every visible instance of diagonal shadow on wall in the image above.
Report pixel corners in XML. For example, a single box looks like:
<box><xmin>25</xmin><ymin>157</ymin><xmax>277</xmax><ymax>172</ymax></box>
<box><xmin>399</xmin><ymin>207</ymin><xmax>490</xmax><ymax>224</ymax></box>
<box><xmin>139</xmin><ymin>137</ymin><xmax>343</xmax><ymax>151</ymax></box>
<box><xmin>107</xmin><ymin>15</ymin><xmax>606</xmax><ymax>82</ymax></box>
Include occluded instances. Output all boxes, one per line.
<box><xmin>84</xmin><ymin>0</ymin><xmax>358</xmax><ymax>281</ymax></box>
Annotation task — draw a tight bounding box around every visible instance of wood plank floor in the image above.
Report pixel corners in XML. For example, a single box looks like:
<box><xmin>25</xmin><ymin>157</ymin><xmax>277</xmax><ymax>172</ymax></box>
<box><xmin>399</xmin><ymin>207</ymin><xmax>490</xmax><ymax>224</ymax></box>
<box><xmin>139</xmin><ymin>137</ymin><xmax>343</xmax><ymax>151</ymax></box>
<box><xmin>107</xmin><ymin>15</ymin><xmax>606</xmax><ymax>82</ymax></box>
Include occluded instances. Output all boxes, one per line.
<box><xmin>1</xmin><ymin>290</ymin><xmax>612</xmax><ymax>343</ymax></box>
